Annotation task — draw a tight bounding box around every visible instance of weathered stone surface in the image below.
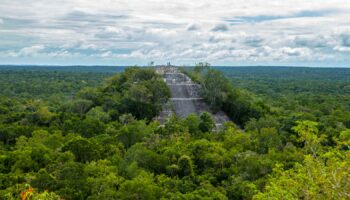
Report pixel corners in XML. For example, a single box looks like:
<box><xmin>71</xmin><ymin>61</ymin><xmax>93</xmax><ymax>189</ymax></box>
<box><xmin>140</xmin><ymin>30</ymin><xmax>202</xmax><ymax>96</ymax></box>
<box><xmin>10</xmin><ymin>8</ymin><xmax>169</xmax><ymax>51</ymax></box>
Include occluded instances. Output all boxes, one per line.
<box><xmin>155</xmin><ymin>66</ymin><xmax>230</xmax><ymax>127</ymax></box>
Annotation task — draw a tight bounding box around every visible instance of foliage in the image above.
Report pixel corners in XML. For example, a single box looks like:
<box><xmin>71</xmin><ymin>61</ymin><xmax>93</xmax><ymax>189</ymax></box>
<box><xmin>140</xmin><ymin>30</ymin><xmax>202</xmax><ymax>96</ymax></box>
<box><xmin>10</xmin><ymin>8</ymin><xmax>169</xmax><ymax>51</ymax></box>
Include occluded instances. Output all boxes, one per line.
<box><xmin>183</xmin><ymin>67</ymin><xmax>269</xmax><ymax>126</ymax></box>
<box><xmin>0</xmin><ymin>65</ymin><xmax>349</xmax><ymax>199</ymax></box>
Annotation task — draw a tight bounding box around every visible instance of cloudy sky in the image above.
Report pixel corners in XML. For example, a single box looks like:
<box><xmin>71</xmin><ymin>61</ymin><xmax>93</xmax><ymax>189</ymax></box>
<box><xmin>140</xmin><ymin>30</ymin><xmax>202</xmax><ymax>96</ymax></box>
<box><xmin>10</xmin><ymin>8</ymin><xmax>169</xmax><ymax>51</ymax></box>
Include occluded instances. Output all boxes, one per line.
<box><xmin>1</xmin><ymin>0</ymin><xmax>350</xmax><ymax>67</ymax></box>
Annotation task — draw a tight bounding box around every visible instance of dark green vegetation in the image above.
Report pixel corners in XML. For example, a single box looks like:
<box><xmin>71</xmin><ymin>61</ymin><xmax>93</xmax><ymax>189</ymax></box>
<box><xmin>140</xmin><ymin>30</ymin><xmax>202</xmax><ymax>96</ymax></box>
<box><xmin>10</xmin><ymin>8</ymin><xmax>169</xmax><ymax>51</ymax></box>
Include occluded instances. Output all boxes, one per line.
<box><xmin>0</xmin><ymin>65</ymin><xmax>349</xmax><ymax>199</ymax></box>
<box><xmin>0</xmin><ymin>71</ymin><xmax>108</xmax><ymax>99</ymax></box>
<box><xmin>218</xmin><ymin>66</ymin><xmax>350</xmax><ymax>140</ymax></box>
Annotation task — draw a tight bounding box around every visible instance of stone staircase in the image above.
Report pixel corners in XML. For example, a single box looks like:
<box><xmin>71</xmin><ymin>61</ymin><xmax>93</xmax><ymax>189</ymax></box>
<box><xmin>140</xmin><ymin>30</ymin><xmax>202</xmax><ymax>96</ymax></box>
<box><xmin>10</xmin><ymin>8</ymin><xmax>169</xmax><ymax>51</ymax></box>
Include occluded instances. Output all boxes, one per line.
<box><xmin>155</xmin><ymin>66</ymin><xmax>230</xmax><ymax>127</ymax></box>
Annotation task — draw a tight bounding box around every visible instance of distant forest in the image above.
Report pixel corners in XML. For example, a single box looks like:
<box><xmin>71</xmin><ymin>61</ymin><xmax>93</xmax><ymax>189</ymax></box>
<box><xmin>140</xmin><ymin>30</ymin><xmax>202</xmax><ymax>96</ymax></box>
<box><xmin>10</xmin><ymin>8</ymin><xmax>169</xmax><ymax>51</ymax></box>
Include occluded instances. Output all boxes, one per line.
<box><xmin>0</xmin><ymin>65</ymin><xmax>349</xmax><ymax>199</ymax></box>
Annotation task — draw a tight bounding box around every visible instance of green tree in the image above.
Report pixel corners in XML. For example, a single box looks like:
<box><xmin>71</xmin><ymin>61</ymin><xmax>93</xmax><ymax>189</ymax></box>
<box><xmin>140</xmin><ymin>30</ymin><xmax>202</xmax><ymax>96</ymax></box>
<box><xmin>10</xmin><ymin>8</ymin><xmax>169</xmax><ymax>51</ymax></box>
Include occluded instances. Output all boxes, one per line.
<box><xmin>31</xmin><ymin>169</ymin><xmax>57</xmax><ymax>192</ymax></box>
<box><xmin>178</xmin><ymin>155</ymin><xmax>194</xmax><ymax>178</ymax></box>
<box><xmin>253</xmin><ymin>153</ymin><xmax>350</xmax><ymax>200</ymax></box>
<box><xmin>116</xmin><ymin>120</ymin><xmax>153</xmax><ymax>148</ymax></box>
<box><xmin>62</xmin><ymin>138</ymin><xmax>100</xmax><ymax>163</ymax></box>
<box><xmin>199</xmin><ymin>112</ymin><xmax>215</xmax><ymax>132</ymax></box>
<box><xmin>124</xmin><ymin>143</ymin><xmax>169</xmax><ymax>173</ymax></box>
<box><xmin>292</xmin><ymin>120</ymin><xmax>325</xmax><ymax>157</ymax></box>
<box><xmin>202</xmin><ymin>70</ymin><xmax>228</xmax><ymax>111</ymax></box>
<box><xmin>184</xmin><ymin>114</ymin><xmax>201</xmax><ymax>136</ymax></box>
<box><xmin>85</xmin><ymin>160</ymin><xmax>123</xmax><ymax>200</ymax></box>
<box><xmin>117</xmin><ymin>172</ymin><xmax>162</xmax><ymax>200</ymax></box>
<box><xmin>194</xmin><ymin>62</ymin><xmax>210</xmax><ymax>74</ymax></box>
<box><xmin>56</xmin><ymin>162</ymin><xmax>88</xmax><ymax>199</ymax></box>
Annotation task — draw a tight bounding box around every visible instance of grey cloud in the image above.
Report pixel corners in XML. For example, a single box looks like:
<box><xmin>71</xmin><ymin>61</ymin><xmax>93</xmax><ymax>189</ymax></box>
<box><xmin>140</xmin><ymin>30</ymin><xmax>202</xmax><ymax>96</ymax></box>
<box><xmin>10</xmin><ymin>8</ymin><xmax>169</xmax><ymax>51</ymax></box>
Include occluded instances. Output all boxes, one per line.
<box><xmin>209</xmin><ymin>36</ymin><xmax>222</xmax><ymax>43</ymax></box>
<box><xmin>244</xmin><ymin>36</ymin><xmax>264</xmax><ymax>47</ymax></box>
<box><xmin>227</xmin><ymin>9</ymin><xmax>339</xmax><ymax>24</ymax></box>
<box><xmin>211</xmin><ymin>23</ymin><xmax>228</xmax><ymax>32</ymax></box>
<box><xmin>2</xmin><ymin>12</ymin><xmax>112</xmax><ymax>32</ymax></box>
<box><xmin>49</xmin><ymin>11</ymin><xmax>131</xmax><ymax>31</ymax></box>
<box><xmin>0</xmin><ymin>17</ymin><xmax>37</xmax><ymax>29</ymax></box>
<box><xmin>63</xmin><ymin>11</ymin><xmax>129</xmax><ymax>22</ymax></box>
<box><xmin>340</xmin><ymin>34</ymin><xmax>350</xmax><ymax>47</ymax></box>
<box><xmin>294</xmin><ymin>36</ymin><xmax>329</xmax><ymax>48</ymax></box>
<box><xmin>186</xmin><ymin>23</ymin><xmax>200</xmax><ymax>31</ymax></box>
<box><xmin>94</xmin><ymin>26</ymin><xmax>134</xmax><ymax>40</ymax></box>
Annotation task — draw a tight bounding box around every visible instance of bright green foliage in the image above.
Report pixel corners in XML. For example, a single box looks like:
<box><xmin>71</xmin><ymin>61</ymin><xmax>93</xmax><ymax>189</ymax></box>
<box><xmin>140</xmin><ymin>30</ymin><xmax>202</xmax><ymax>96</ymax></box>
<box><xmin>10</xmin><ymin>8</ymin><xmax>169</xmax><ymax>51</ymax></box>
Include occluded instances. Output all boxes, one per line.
<box><xmin>85</xmin><ymin>160</ymin><xmax>123</xmax><ymax>200</ymax></box>
<box><xmin>254</xmin><ymin>122</ymin><xmax>350</xmax><ymax>199</ymax></box>
<box><xmin>117</xmin><ymin>172</ymin><xmax>162</xmax><ymax>200</ymax></box>
<box><xmin>0</xmin><ymin>66</ymin><xmax>349</xmax><ymax>199</ymax></box>
<box><xmin>184</xmin><ymin>114</ymin><xmax>201</xmax><ymax>136</ymax></box>
<box><xmin>31</xmin><ymin>191</ymin><xmax>61</xmax><ymax>200</ymax></box>
<box><xmin>116</xmin><ymin>120</ymin><xmax>153</xmax><ymax>148</ymax></box>
<box><xmin>255</xmin><ymin>127</ymin><xmax>282</xmax><ymax>154</ymax></box>
<box><xmin>338</xmin><ymin>129</ymin><xmax>350</xmax><ymax>149</ymax></box>
<box><xmin>292</xmin><ymin>120</ymin><xmax>325</xmax><ymax>157</ymax></box>
<box><xmin>253</xmin><ymin>152</ymin><xmax>350</xmax><ymax>200</ymax></box>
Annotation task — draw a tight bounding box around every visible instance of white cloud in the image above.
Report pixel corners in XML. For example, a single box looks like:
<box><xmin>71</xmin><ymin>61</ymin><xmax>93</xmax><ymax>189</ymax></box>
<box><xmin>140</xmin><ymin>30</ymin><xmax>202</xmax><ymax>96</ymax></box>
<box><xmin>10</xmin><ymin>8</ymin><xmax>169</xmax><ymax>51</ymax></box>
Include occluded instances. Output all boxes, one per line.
<box><xmin>0</xmin><ymin>18</ymin><xmax>3</xmax><ymax>24</ymax></box>
<box><xmin>334</xmin><ymin>46</ymin><xmax>350</xmax><ymax>52</ymax></box>
<box><xmin>17</xmin><ymin>45</ymin><xmax>45</xmax><ymax>57</ymax></box>
<box><xmin>280</xmin><ymin>47</ymin><xmax>311</xmax><ymax>58</ymax></box>
<box><xmin>0</xmin><ymin>0</ymin><xmax>350</xmax><ymax>65</ymax></box>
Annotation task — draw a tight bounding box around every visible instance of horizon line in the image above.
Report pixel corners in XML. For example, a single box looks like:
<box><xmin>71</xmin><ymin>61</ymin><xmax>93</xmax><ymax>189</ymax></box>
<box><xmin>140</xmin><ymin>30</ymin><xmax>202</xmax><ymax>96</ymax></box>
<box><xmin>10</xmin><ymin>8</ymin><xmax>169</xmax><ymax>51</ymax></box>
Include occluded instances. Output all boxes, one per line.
<box><xmin>0</xmin><ymin>64</ymin><xmax>349</xmax><ymax>69</ymax></box>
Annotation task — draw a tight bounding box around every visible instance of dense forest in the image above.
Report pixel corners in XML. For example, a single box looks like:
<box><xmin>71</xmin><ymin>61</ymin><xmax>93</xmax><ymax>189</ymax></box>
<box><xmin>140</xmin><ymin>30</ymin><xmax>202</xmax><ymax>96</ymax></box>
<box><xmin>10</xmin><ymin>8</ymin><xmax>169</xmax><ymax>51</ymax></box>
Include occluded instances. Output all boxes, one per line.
<box><xmin>0</xmin><ymin>65</ymin><xmax>349</xmax><ymax>199</ymax></box>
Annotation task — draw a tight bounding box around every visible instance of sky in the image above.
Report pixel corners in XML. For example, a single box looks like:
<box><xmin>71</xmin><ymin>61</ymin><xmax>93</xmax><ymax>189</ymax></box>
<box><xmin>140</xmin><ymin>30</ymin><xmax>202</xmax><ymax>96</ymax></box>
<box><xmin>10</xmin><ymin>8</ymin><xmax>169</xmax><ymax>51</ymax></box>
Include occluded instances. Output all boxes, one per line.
<box><xmin>0</xmin><ymin>0</ymin><xmax>350</xmax><ymax>67</ymax></box>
